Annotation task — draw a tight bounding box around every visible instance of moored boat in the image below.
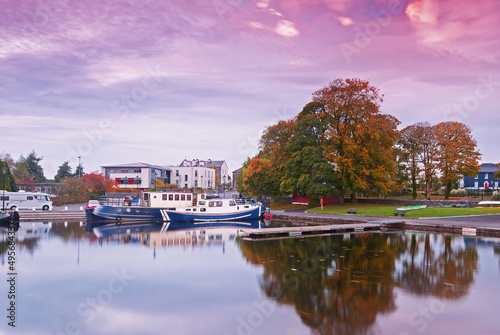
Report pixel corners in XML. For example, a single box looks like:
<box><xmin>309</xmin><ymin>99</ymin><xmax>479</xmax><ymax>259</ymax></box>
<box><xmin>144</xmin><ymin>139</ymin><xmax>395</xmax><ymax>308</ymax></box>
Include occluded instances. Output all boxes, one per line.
<box><xmin>476</xmin><ymin>201</ymin><xmax>500</xmax><ymax>208</ymax></box>
<box><xmin>0</xmin><ymin>210</ymin><xmax>20</xmax><ymax>231</ymax></box>
<box><xmin>86</xmin><ymin>191</ymin><xmax>265</xmax><ymax>223</ymax></box>
<box><xmin>161</xmin><ymin>198</ymin><xmax>265</xmax><ymax>222</ymax></box>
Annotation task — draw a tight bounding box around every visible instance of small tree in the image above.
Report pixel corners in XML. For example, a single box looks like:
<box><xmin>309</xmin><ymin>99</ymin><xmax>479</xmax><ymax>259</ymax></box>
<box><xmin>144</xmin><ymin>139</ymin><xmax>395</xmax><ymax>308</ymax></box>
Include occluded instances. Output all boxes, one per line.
<box><xmin>54</xmin><ymin>161</ymin><xmax>73</xmax><ymax>182</ymax></box>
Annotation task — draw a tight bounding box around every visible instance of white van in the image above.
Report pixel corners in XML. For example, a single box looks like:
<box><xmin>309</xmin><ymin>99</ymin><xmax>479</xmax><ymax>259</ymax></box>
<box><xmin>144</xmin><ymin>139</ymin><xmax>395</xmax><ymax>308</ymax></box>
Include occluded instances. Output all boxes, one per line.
<box><xmin>1</xmin><ymin>191</ymin><xmax>53</xmax><ymax>210</ymax></box>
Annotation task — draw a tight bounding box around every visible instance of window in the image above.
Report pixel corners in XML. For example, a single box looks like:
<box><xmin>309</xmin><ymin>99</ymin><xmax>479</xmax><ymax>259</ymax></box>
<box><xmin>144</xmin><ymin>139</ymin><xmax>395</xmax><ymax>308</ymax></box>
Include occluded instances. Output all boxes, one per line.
<box><xmin>195</xmin><ymin>170</ymin><xmax>198</xmax><ymax>177</ymax></box>
<box><xmin>195</xmin><ymin>180</ymin><xmax>198</xmax><ymax>187</ymax></box>
<box><xmin>184</xmin><ymin>175</ymin><xmax>188</xmax><ymax>182</ymax></box>
<box><xmin>181</xmin><ymin>194</ymin><xmax>185</xmax><ymax>201</ymax></box>
<box><xmin>27</xmin><ymin>196</ymin><xmax>33</xmax><ymax>200</ymax></box>
<box><xmin>0</xmin><ymin>196</ymin><xmax>9</xmax><ymax>201</ymax></box>
<box><xmin>174</xmin><ymin>194</ymin><xmax>179</xmax><ymax>201</ymax></box>
<box><xmin>485</xmin><ymin>173</ymin><xmax>489</xmax><ymax>179</ymax></box>
<box><xmin>162</xmin><ymin>194</ymin><xmax>168</xmax><ymax>200</ymax></box>
<box><xmin>134</xmin><ymin>169</ymin><xmax>141</xmax><ymax>173</ymax></box>
<box><xmin>198</xmin><ymin>201</ymin><xmax>206</xmax><ymax>206</ymax></box>
<box><xmin>229</xmin><ymin>201</ymin><xmax>236</xmax><ymax>206</ymax></box>
<box><xmin>169</xmin><ymin>194</ymin><xmax>173</xmax><ymax>201</ymax></box>
<box><xmin>176</xmin><ymin>170</ymin><xmax>179</xmax><ymax>176</ymax></box>
<box><xmin>121</xmin><ymin>169</ymin><xmax>128</xmax><ymax>173</ymax></box>
<box><xmin>184</xmin><ymin>184</ymin><xmax>188</xmax><ymax>188</ymax></box>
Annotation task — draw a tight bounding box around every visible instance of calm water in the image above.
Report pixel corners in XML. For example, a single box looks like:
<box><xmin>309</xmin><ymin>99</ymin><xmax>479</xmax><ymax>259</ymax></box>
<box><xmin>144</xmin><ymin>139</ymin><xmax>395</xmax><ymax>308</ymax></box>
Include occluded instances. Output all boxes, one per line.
<box><xmin>1</xmin><ymin>220</ymin><xmax>500</xmax><ymax>335</ymax></box>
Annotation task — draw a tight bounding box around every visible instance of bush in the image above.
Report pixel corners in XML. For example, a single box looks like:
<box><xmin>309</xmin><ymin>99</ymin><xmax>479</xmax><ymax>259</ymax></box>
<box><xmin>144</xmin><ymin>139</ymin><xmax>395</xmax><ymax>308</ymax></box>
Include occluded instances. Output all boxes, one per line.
<box><xmin>450</xmin><ymin>189</ymin><xmax>467</xmax><ymax>197</ymax></box>
<box><xmin>493</xmin><ymin>191</ymin><xmax>500</xmax><ymax>201</ymax></box>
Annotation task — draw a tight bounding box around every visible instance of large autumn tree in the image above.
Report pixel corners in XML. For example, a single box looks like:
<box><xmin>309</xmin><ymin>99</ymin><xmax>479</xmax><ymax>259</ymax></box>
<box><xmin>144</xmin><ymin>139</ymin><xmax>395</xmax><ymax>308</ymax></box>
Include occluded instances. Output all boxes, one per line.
<box><xmin>280</xmin><ymin>102</ymin><xmax>338</xmax><ymax>207</ymax></box>
<box><xmin>312</xmin><ymin>78</ymin><xmax>400</xmax><ymax>202</ymax></box>
<box><xmin>434</xmin><ymin>121</ymin><xmax>481</xmax><ymax>199</ymax></box>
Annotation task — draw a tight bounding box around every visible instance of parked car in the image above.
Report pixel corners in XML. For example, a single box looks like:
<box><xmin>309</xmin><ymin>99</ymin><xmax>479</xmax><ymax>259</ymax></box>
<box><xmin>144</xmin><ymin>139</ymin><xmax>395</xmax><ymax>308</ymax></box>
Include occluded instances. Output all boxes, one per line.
<box><xmin>87</xmin><ymin>200</ymin><xmax>100</xmax><ymax>209</ymax></box>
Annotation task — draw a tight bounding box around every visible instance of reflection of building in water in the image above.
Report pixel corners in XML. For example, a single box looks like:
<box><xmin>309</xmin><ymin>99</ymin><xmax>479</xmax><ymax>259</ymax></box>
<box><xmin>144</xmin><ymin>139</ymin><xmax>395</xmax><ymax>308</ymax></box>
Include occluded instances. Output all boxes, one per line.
<box><xmin>147</xmin><ymin>228</ymin><xmax>237</xmax><ymax>248</ymax></box>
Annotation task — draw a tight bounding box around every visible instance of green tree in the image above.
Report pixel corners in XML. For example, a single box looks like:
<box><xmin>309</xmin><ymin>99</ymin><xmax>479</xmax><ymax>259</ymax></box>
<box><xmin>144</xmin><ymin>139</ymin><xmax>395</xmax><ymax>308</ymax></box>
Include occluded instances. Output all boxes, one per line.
<box><xmin>312</xmin><ymin>78</ymin><xmax>400</xmax><ymax>203</ymax></box>
<box><xmin>280</xmin><ymin>102</ymin><xmax>338</xmax><ymax>206</ymax></box>
<box><xmin>0</xmin><ymin>160</ymin><xmax>17</xmax><ymax>192</ymax></box>
<box><xmin>25</xmin><ymin>150</ymin><xmax>46</xmax><ymax>183</ymax></box>
<box><xmin>74</xmin><ymin>164</ymin><xmax>84</xmax><ymax>178</ymax></box>
<box><xmin>54</xmin><ymin>161</ymin><xmax>73</xmax><ymax>182</ymax></box>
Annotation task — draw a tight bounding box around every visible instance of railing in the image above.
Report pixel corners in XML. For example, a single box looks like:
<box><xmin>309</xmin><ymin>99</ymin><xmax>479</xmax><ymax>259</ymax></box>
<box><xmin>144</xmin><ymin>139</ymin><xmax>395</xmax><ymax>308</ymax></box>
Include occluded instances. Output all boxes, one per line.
<box><xmin>98</xmin><ymin>196</ymin><xmax>148</xmax><ymax>207</ymax></box>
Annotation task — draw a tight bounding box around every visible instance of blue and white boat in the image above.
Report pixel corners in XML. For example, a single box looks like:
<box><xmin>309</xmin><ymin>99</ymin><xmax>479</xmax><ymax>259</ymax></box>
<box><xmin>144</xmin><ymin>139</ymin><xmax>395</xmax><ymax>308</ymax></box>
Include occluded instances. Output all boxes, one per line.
<box><xmin>86</xmin><ymin>191</ymin><xmax>265</xmax><ymax>223</ymax></box>
<box><xmin>161</xmin><ymin>198</ymin><xmax>265</xmax><ymax>222</ymax></box>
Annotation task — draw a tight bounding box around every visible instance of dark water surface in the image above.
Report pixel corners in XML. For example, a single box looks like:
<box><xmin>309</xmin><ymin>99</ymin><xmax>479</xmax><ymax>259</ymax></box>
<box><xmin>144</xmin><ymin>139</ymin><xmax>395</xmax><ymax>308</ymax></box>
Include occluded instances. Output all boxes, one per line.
<box><xmin>1</xmin><ymin>220</ymin><xmax>500</xmax><ymax>335</ymax></box>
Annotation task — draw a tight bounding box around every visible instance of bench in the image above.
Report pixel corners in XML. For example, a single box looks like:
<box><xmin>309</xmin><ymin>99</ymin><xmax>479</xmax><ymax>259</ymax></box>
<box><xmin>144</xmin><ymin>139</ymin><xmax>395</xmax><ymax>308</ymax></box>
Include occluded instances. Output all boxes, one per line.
<box><xmin>394</xmin><ymin>209</ymin><xmax>406</xmax><ymax>217</ymax></box>
<box><xmin>347</xmin><ymin>208</ymin><xmax>357</xmax><ymax>214</ymax></box>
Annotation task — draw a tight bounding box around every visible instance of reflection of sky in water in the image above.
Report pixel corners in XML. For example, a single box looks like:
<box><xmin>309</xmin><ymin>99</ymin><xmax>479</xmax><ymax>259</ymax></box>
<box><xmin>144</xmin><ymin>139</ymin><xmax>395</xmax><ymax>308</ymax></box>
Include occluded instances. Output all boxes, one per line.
<box><xmin>1</xmin><ymin>223</ymin><xmax>499</xmax><ymax>335</ymax></box>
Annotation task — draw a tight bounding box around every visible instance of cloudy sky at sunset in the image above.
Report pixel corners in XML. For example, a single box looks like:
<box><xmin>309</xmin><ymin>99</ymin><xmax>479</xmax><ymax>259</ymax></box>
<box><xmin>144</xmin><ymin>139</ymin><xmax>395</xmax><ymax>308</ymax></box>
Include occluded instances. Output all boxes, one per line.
<box><xmin>1</xmin><ymin>0</ymin><xmax>499</xmax><ymax>178</ymax></box>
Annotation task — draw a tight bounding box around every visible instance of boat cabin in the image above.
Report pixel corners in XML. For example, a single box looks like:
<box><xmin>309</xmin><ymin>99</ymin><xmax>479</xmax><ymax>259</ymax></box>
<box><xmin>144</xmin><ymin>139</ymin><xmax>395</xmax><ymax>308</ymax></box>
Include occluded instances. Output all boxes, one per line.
<box><xmin>143</xmin><ymin>191</ymin><xmax>205</xmax><ymax>208</ymax></box>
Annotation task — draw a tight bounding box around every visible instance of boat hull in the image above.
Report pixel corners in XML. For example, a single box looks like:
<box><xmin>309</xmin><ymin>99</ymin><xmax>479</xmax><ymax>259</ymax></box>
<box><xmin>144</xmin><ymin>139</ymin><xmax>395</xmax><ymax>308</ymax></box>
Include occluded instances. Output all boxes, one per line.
<box><xmin>86</xmin><ymin>205</ymin><xmax>165</xmax><ymax>223</ymax></box>
<box><xmin>161</xmin><ymin>205</ymin><xmax>263</xmax><ymax>222</ymax></box>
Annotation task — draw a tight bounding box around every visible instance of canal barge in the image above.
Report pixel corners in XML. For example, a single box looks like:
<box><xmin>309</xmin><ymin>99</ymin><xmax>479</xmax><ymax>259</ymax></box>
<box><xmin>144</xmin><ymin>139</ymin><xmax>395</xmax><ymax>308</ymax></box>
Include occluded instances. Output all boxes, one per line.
<box><xmin>86</xmin><ymin>191</ymin><xmax>264</xmax><ymax>223</ymax></box>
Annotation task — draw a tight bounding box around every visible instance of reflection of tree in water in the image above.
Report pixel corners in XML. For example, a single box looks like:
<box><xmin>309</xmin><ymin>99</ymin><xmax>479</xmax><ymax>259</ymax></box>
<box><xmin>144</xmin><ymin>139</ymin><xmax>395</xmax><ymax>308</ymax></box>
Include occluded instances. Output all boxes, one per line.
<box><xmin>239</xmin><ymin>233</ymin><xmax>406</xmax><ymax>335</ymax></box>
<box><xmin>394</xmin><ymin>234</ymin><xmax>478</xmax><ymax>299</ymax></box>
<box><xmin>239</xmin><ymin>232</ymin><xmax>480</xmax><ymax>335</ymax></box>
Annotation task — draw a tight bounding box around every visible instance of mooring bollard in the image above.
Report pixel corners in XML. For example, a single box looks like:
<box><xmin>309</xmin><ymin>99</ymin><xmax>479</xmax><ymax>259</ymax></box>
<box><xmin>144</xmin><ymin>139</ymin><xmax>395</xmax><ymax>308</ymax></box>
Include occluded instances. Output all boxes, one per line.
<box><xmin>32</xmin><ymin>207</ymin><xmax>36</xmax><ymax>212</ymax></box>
<box><xmin>80</xmin><ymin>206</ymin><xmax>83</xmax><ymax>211</ymax></box>
<box><xmin>64</xmin><ymin>206</ymin><xmax>68</xmax><ymax>211</ymax></box>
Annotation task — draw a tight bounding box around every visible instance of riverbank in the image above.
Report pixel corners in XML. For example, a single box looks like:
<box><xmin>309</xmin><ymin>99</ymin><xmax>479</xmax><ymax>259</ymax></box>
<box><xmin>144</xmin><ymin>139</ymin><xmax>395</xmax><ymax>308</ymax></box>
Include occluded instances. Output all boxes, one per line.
<box><xmin>270</xmin><ymin>209</ymin><xmax>500</xmax><ymax>238</ymax></box>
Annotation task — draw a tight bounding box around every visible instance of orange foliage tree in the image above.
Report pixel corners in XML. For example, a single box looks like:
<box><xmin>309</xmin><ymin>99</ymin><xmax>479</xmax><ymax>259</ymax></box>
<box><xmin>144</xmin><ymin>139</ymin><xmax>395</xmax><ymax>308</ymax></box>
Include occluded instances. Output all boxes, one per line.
<box><xmin>82</xmin><ymin>173</ymin><xmax>118</xmax><ymax>197</ymax></box>
<box><xmin>244</xmin><ymin>120</ymin><xmax>296</xmax><ymax>199</ymax></box>
<box><xmin>434</xmin><ymin>121</ymin><xmax>481</xmax><ymax>199</ymax></box>
<box><xmin>312</xmin><ymin>78</ymin><xmax>400</xmax><ymax>202</ymax></box>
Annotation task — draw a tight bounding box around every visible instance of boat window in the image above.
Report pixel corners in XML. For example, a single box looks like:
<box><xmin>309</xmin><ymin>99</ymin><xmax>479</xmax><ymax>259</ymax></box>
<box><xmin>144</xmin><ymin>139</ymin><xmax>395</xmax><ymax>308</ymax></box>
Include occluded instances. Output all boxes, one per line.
<box><xmin>187</xmin><ymin>194</ymin><xmax>191</xmax><ymax>201</ymax></box>
<box><xmin>162</xmin><ymin>194</ymin><xmax>168</xmax><ymax>200</ymax></box>
<box><xmin>244</xmin><ymin>205</ymin><xmax>249</xmax><ymax>208</ymax></box>
<box><xmin>229</xmin><ymin>201</ymin><xmax>236</xmax><ymax>206</ymax></box>
<box><xmin>209</xmin><ymin>201</ymin><xmax>215</xmax><ymax>207</ymax></box>
<box><xmin>193</xmin><ymin>208</ymin><xmax>197</xmax><ymax>211</ymax></box>
<box><xmin>181</xmin><ymin>194</ymin><xmax>185</xmax><ymax>201</ymax></box>
<box><xmin>198</xmin><ymin>201</ymin><xmax>206</xmax><ymax>206</ymax></box>
<box><xmin>175</xmin><ymin>194</ymin><xmax>179</xmax><ymax>201</ymax></box>
<box><xmin>186</xmin><ymin>209</ymin><xmax>191</xmax><ymax>211</ymax></box>
<box><xmin>169</xmin><ymin>194</ymin><xmax>173</xmax><ymax>201</ymax></box>
<box><xmin>200</xmin><ymin>208</ymin><xmax>206</xmax><ymax>212</ymax></box>
<box><xmin>209</xmin><ymin>201</ymin><xmax>223</xmax><ymax>207</ymax></box>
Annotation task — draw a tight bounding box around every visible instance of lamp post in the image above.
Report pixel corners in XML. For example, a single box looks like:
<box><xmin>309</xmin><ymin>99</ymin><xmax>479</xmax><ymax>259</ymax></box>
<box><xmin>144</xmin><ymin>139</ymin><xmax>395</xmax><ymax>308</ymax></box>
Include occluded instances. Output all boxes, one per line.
<box><xmin>2</xmin><ymin>168</ymin><xmax>5</xmax><ymax>211</ymax></box>
<box><xmin>78</xmin><ymin>156</ymin><xmax>82</xmax><ymax>178</ymax></box>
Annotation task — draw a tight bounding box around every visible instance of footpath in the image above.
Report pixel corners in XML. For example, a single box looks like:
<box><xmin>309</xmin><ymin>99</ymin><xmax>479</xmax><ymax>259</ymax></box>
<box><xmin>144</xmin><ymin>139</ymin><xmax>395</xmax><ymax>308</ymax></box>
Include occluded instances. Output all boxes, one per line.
<box><xmin>270</xmin><ymin>209</ymin><xmax>500</xmax><ymax>238</ymax></box>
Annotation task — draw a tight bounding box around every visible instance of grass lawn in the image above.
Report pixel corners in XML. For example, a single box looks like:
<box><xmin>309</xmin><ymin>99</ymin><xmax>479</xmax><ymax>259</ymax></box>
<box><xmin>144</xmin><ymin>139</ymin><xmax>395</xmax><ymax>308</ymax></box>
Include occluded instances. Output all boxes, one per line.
<box><xmin>306</xmin><ymin>203</ymin><xmax>500</xmax><ymax>218</ymax></box>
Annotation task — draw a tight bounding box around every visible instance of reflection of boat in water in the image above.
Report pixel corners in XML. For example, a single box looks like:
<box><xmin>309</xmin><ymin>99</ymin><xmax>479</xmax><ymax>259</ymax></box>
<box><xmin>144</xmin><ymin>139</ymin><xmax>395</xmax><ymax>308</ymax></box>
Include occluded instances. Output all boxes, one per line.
<box><xmin>0</xmin><ymin>211</ymin><xmax>20</xmax><ymax>231</ymax></box>
<box><xmin>86</xmin><ymin>191</ymin><xmax>264</xmax><ymax>223</ymax></box>
<box><xmin>87</xmin><ymin>220</ymin><xmax>265</xmax><ymax>247</ymax></box>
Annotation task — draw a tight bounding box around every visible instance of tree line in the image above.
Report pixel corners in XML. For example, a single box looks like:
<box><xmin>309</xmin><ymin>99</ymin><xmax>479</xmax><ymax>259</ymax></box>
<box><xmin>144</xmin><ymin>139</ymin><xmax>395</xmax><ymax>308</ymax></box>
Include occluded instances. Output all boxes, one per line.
<box><xmin>236</xmin><ymin>78</ymin><xmax>483</xmax><ymax>204</ymax></box>
<box><xmin>0</xmin><ymin>151</ymin><xmax>115</xmax><ymax>198</ymax></box>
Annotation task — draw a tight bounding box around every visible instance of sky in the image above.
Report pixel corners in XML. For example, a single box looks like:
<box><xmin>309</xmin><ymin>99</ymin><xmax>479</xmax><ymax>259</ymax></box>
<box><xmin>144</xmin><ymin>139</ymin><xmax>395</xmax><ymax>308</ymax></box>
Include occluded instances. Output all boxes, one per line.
<box><xmin>1</xmin><ymin>0</ymin><xmax>499</xmax><ymax>179</ymax></box>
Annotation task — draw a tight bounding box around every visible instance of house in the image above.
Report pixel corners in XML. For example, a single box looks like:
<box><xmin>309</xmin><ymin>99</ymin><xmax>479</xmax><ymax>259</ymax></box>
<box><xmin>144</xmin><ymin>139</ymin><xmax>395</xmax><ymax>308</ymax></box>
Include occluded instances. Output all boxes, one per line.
<box><xmin>101</xmin><ymin>163</ymin><xmax>171</xmax><ymax>190</ymax></box>
<box><xmin>177</xmin><ymin>159</ymin><xmax>229</xmax><ymax>189</ymax></box>
<box><xmin>462</xmin><ymin>163</ymin><xmax>500</xmax><ymax>190</ymax></box>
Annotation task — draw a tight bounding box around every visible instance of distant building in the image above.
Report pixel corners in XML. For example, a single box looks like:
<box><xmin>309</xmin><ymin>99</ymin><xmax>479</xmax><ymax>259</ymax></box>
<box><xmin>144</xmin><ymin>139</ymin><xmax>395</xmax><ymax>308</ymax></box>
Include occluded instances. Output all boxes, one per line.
<box><xmin>462</xmin><ymin>163</ymin><xmax>500</xmax><ymax>190</ymax></box>
<box><xmin>177</xmin><ymin>159</ymin><xmax>229</xmax><ymax>189</ymax></box>
<box><xmin>101</xmin><ymin>163</ymin><xmax>171</xmax><ymax>190</ymax></box>
<box><xmin>232</xmin><ymin>168</ymin><xmax>241</xmax><ymax>190</ymax></box>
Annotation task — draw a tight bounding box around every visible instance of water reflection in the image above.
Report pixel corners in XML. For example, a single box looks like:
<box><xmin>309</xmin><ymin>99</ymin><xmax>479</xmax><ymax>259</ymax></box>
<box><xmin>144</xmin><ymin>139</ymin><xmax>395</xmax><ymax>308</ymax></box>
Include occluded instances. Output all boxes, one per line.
<box><xmin>1</xmin><ymin>221</ymin><xmax>499</xmax><ymax>335</ymax></box>
<box><xmin>238</xmin><ymin>232</ymin><xmax>480</xmax><ymax>335</ymax></box>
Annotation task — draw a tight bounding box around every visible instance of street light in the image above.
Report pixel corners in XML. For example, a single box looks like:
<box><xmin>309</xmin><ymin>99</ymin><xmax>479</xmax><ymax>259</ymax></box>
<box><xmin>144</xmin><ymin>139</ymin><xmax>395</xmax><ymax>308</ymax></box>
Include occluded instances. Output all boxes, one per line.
<box><xmin>2</xmin><ymin>168</ymin><xmax>5</xmax><ymax>211</ymax></box>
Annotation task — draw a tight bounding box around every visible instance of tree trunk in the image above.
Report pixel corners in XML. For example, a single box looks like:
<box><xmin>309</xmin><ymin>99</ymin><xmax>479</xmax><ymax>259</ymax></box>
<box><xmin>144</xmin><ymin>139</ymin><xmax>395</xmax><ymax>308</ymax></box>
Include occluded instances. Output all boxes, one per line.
<box><xmin>339</xmin><ymin>194</ymin><xmax>345</xmax><ymax>204</ymax></box>
<box><xmin>351</xmin><ymin>193</ymin><xmax>357</xmax><ymax>203</ymax></box>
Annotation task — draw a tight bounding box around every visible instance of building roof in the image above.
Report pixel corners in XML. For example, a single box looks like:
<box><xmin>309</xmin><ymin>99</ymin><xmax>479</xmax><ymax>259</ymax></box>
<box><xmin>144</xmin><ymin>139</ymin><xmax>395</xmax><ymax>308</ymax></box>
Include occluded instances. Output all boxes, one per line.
<box><xmin>179</xmin><ymin>159</ymin><xmax>226</xmax><ymax>168</ymax></box>
<box><xmin>480</xmin><ymin>163</ymin><xmax>500</xmax><ymax>173</ymax></box>
<box><xmin>101</xmin><ymin>162</ymin><xmax>171</xmax><ymax>170</ymax></box>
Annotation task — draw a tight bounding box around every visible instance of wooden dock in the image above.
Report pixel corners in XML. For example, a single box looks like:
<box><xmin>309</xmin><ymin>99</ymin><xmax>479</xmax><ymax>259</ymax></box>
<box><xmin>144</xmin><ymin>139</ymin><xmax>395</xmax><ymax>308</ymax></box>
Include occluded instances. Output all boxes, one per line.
<box><xmin>238</xmin><ymin>222</ymin><xmax>383</xmax><ymax>240</ymax></box>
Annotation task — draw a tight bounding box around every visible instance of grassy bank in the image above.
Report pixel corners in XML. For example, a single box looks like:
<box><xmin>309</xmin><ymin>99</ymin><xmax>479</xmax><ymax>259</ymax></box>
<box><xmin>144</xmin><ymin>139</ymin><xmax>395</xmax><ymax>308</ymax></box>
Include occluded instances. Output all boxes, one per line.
<box><xmin>306</xmin><ymin>203</ymin><xmax>500</xmax><ymax>218</ymax></box>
